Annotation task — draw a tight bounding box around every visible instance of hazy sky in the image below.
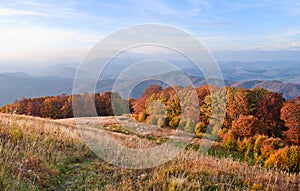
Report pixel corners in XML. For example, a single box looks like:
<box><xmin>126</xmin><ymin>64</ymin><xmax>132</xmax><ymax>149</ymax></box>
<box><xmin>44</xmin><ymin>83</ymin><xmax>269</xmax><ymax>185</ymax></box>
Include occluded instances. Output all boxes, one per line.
<box><xmin>0</xmin><ymin>0</ymin><xmax>300</xmax><ymax>69</ymax></box>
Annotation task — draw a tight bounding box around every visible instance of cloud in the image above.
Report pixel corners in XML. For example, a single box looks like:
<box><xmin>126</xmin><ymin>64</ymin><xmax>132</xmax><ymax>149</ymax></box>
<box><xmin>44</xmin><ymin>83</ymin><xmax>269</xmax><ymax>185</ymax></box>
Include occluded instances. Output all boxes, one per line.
<box><xmin>0</xmin><ymin>7</ymin><xmax>48</xmax><ymax>16</ymax></box>
<box><xmin>188</xmin><ymin>0</ymin><xmax>211</xmax><ymax>16</ymax></box>
<box><xmin>0</xmin><ymin>26</ymin><xmax>104</xmax><ymax>63</ymax></box>
<box><xmin>194</xmin><ymin>28</ymin><xmax>300</xmax><ymax>51</ymax></box>
<box><xmin>0</xmin><ymin>0</ymin><xmax>299</xmax><ymax>63</ymax></box>
<box><xmin>0</xmin><ymin>1</ymin><xmax>114</xmax><ymax>34</ymax></box>
<box><xmin>0</xmin><ymin>1</ymin><xmax>84</xmax><ymax>19</ymax></box>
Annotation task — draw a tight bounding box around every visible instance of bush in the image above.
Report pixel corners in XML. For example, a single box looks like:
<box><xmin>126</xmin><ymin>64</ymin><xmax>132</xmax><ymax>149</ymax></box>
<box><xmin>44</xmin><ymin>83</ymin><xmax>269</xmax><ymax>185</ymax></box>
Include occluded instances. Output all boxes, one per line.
<box><xmin>218</xmin><ymin>128</ymin><xmax>228</xmax><ymax>139</ymax></box>
<box><xmin>264</xmin><ymin>146</ymin><xmax>300</xmax><ymax>172</ymax></box>
<box><xmin>238</xmin><ymin>138</ymin><xmax>254</xmax><ymax>162</ymax></box>
<box><xmin>222</xmin><ymin>130</ymin><xmax>237</xmax><ymax>150</ymax></box>
<box><xmin>254</xmin><ymin>136</ymin><xmax>285</xmax><ymax>164</ymax></box>
<box><xmin>138</xmin><ymin>111</ymin><xmax>148</xmax><ymax>122</ymax></box>
<box><xmin>195</xmin><ymin>122</ymin><xmax>206</xmax><ymax>135</ymax></box>
<box><xmin>260</xmin><ymin>138</ymin><xmax>285</xmax><ymax>159</ymax></box>
<box><xmin>161</xmin><ymin>117</ymin><xmax>170</xmax><ymax>127</ymax></box>
<box><xmin>254</xmin><ymin>135</ymin><xmax>268</xmax><ymax>163</ymax></box>
<box><xmin>169</xmin><ymin>117</ymin><xmax>180</xmax><ymax>129</ymax></box>
<box><xmin>237</xmin><ymin>138</ymin><xmax>253</xmax><ymax>152</ymax></box>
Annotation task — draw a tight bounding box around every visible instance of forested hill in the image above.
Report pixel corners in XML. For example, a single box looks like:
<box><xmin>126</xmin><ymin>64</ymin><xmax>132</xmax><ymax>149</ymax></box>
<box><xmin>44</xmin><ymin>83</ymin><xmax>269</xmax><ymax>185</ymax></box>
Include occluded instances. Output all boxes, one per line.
<box><xmin>1</xmin><ymin>84</ymin><xmax>299</xmax><ymax>173</ymax></box>
<box><xmin>1</xmin><ymin>85</ymin><xmax>299</xmax><ymax>145</ymax></box>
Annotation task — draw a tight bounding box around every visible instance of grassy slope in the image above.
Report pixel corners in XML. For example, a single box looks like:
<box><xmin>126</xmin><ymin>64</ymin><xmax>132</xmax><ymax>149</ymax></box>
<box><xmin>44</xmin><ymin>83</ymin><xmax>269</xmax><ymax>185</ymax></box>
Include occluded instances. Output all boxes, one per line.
<box><xmin>0</xmin><ymin>113</ymin><xmax>299</xmax><ymax>191</ymax></box>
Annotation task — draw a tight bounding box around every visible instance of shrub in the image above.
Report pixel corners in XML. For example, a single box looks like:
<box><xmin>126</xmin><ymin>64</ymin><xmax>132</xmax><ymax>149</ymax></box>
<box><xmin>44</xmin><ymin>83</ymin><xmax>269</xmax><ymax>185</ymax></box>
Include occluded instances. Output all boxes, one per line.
<box><xmin>169</xmin><ymin>117</ymin><xmax>180</xmax><ymax>129</ymax></box>
<box><xmin>237</xmin><ymin>138</ymin><xmax>253</xmax><ymax>152</ymax></box>
<box><xmin>195</xmin><ymin>122</ymin><xmax>206</xmax><ymax>135</ymax></box>
<box><xmin>161</xmin><ymin>117</ymin><xmax>171</xmax><ymax>127</ymax></box>
<box><xmin>264</xmin><ymin>146</ymin><xmax>300</xmax><ymax>172</ymax></box>
<box><xmin>218</xmin><ymin>128</ymin><xmax>228</xmax><ymax>139</ymax></box>
<box><xmin>138</xmin><ymin>111</ymin><xmax>148</xmax><ymax>122</ymax></box>
<box><xmin>260</xmin><ymin>138</ymin><xmax>285</xmax><ymax>159</ymax></box>
<box><xmin>238</xmin><ymin>138</ymin><xmax>254</xmax><ymax>162</ymax></box>
<box><xmin>254</xmin><ymin>135</ymin><xmax>267</xmax><ymax>153</ymax></box>
<box><xmin>222</xmin><ymin>130</ymin><xmax>237</xmax><ymax>150</ymax></box>
<box><xmin>254</xmin><ymin>136</ymin><xmax>285</xmax><ymax>164</ymax></box>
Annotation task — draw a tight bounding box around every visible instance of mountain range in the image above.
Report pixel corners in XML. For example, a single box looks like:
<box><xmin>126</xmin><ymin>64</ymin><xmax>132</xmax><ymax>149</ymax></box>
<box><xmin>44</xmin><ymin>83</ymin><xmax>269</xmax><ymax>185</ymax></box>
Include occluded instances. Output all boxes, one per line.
<box><xmin>0</xmin><ymin>61</ymin><xmax>299</xmax><ymax>106</ymax></box>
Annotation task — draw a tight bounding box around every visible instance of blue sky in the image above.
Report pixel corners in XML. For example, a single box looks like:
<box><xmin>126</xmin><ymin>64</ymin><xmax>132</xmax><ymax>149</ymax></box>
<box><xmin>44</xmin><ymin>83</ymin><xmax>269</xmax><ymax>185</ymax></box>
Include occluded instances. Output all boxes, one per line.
<box><xmin>0</xmin><ymin>0</ymin><xmax>300</xmax><ymax>67</ymax></box>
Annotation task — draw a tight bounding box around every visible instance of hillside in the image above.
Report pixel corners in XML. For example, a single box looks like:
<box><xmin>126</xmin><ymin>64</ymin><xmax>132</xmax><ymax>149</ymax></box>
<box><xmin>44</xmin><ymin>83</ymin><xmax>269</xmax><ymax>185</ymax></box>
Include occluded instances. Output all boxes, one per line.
<box><xmin>0</xmin><ymin>113</ymin><xmax>299</xmax><ymax>190</ymax></box>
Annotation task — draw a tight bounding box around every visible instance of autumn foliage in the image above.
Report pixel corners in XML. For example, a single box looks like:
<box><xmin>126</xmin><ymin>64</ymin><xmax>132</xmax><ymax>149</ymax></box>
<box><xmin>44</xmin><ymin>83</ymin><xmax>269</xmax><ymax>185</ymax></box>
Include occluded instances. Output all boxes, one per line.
<box><xmin>0</xmin><ymin>92</ymin><xmax>126</xmax><ymax>119</ymax></box>
<box><xmin>280</xmin><ymin>97</ymin><xmax>300</xmax><ymax>145</ymax></box>
<box><xmin>0</xmin><ymin>84</ymin><xmax>299</xmax><ymax>172</ymax></box>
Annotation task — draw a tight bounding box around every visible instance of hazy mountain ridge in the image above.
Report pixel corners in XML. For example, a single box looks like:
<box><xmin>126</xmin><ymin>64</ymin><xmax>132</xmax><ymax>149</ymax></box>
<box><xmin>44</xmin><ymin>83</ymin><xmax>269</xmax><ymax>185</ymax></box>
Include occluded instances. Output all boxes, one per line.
<box><xmin>0</xmin><ymin>69</ymin><xmax>299</xmax><ymax>106</ymax></box>
<box><xmin>231</xmin><ymin>80</ymin><xmax>300</xmax><ymax>100</ymax></box>
<box><xmin>0</xmin><ymin>73</ymin><xmax>74</xmax><ymax>106</ymax></box>
<box><xmin>0</xmin><ymin>61</ymin><xmax>299</xmax><ymax>106</ymax></box>
<box><xmin>42</xmin><ymin>64</ymin><xmax>77</xmax><ymax>79</ymax></box>
<box><xmin>39</xmin><ymin>61</ymin><xmax>300</xmax><ymax>83</ymax></box>
<box><xmin>184</xmin><ymin>61</ymin><xmax>300</xmax><ymax>83</ymax></box>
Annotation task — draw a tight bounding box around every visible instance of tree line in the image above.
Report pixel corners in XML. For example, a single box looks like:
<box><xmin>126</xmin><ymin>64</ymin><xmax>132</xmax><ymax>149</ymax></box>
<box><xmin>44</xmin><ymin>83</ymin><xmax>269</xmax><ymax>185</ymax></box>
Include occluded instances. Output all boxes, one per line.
<box><xmin>0</xmin><ymin>92</ymin><xmax>127</xmax><ymax>119</ymax></box>
<box><xmin>130</xmin><ymin>85</ymin><xmax>299</xmax><ymax>172</ymax></box>
<box><xmin>131</xmin><ymin>85</ymin><xmax>299</xmax><ymax>144</ymax></box>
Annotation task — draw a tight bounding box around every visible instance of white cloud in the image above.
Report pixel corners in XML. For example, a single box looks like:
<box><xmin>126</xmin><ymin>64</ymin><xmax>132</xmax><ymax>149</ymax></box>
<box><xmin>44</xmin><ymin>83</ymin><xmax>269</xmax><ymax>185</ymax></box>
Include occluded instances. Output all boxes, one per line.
<box><xmin>0</xmin><ymin>7</ymin><xmax>47</xmax><ymax>16</ymax></box>
<box><xmin>188</xmin><ymin>0</ymin><xmax>211</xmax><ymax>16</ymax></box>
<box><xmin>195</xmin><ymin>28</ymin><xmax>300</xmax><ymax>51</ymax></box>
<box><xmin>0</xmin><ymin>2</ymin><xmax>86</xmax><ymax>19</ymax></box>
<box><xmin>0</xmin><ymin>26</ymin><xmax>104</xmax><ymax>62</ymax></box>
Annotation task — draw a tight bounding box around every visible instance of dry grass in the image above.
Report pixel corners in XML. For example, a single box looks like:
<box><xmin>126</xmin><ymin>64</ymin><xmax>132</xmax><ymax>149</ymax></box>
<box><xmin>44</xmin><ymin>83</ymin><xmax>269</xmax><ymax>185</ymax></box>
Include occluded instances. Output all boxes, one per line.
<box><xmin>0</xmin><ymin>113</ymin><xmax>299</xmax><ymax>190</ymax></box>
<box><xmin>0</xmin><ymin>113</ymin><xmax>90</xmax><ymax>190</ymax></box>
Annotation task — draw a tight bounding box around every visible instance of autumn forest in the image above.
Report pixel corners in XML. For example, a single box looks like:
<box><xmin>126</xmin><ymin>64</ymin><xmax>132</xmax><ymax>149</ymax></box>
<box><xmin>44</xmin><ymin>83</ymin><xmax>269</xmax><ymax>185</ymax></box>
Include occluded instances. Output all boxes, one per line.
<box><xmin>0</xmin><ymin>85</ymin><xmax>299</xmax><ymax>173</ymax></box>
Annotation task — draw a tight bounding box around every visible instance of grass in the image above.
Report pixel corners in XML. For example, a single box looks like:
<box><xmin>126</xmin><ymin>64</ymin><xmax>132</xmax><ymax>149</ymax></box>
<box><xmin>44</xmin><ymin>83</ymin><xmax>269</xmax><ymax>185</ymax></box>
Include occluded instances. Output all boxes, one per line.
<box><xmin>0</xmin><ymin>113</ymin><xmax>92</xmax><ymax>190</ymax></box>
<box><xmin>0</xmin><ymin>113</ymin><xmax>299</xmax><ymax>190</ymax></box>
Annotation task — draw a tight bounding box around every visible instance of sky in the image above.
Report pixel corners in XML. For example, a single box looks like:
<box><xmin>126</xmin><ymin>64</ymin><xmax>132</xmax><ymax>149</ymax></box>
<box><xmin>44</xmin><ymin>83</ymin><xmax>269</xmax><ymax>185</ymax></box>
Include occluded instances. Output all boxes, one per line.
<box><xmin>0</xmin><ymin>0</ymin><xmax>300</xmax><ymax>72</ymax></box>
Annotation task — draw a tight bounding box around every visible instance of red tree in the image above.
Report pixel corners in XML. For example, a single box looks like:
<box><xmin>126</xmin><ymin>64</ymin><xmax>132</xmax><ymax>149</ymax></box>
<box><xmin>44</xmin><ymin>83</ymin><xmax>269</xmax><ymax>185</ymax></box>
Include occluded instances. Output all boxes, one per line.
<box><xmin>256</xmin><ymin>92</ymin><xmax>286</xmax><ymax>137</ymax></box>
<box><xmin>280</xmin><ymin>96</ymin><xmax>300</xmax><ymax>145</ymax></box>
<box><xmin>231</xmin><ymin>115</ymin><xmax>262</xmax><ymax>138</ymax></box>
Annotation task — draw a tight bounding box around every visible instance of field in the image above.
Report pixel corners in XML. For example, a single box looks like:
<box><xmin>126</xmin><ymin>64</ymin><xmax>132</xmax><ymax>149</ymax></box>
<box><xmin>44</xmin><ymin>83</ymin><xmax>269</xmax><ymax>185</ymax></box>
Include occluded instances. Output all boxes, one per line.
<box><xmin>0</xmin><ymin>113</ymin><xmax>299</xmax><ymax>190</ymax></box>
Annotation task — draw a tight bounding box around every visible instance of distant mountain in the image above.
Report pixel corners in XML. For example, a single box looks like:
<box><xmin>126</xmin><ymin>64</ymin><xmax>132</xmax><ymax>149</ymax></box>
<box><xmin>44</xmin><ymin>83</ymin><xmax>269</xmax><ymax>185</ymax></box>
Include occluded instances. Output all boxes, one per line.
<box><xmin>0</xmin><ymin>62</ymin><xmax>299</xmax><ymax>106</ymax></box>
<box><xmin>1</xmin><ymin>72</ymin><xmax>31</xmax><ymax>78</ymax></box>
<box><xmin>0</xmin><ymin>73</ymin><xmax>73</xmax><ymax>106</ymax></box>
<box><xmin>184</xmin><ymin>61</ymin><xmax>300</xmax><ymax>83</ymax></box>
<box><xmin>42</xmin><ymin>64</ymin><xmax>78</xmax><ymax>79</ymax></box>
<box><xmin>232</xmin><ymin>80</ymin><xmax>300</xmax><ymax>100</ymax></box>
<box><xmin>38</xmin><ymin>60</ymin><xmax>300</xmax><ymax>84</ymax></box>
<box><xmin>106</xmin><ymin>72</ymin><xmax>299</xmax><ymax>100</ymax></box>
